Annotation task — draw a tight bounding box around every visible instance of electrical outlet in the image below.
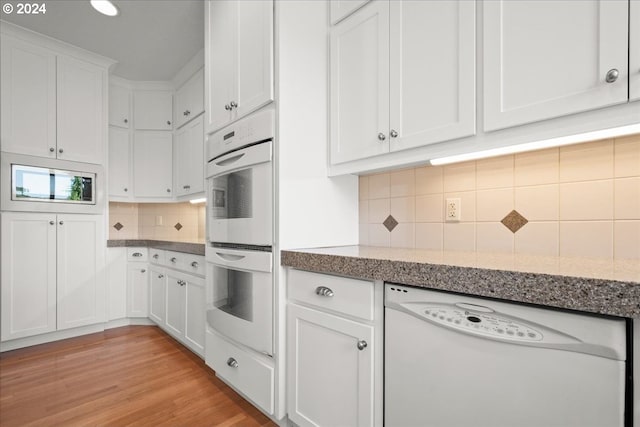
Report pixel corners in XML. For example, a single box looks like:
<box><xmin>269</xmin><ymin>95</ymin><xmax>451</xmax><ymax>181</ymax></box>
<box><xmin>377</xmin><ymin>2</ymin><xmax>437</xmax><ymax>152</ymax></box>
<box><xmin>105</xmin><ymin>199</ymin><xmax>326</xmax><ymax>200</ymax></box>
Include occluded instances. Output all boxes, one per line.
<box><xmin>446</xmin><ymin>198</ymin><xmax>461</xmax><ymax>221</ymax></box>
<box><xmin>155</xmin><ymin>215</ymin><xmax>163</xmax><ymax>226</ymax></box>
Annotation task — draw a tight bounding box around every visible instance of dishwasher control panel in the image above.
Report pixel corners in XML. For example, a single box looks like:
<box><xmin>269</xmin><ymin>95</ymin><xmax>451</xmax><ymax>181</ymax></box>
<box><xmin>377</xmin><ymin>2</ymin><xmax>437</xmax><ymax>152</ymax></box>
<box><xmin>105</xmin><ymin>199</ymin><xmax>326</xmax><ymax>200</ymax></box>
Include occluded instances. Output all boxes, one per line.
<box><xmin>423</xmin><ymin>305</ymin><xmax>543</xmax><ymax>342</ymax></box>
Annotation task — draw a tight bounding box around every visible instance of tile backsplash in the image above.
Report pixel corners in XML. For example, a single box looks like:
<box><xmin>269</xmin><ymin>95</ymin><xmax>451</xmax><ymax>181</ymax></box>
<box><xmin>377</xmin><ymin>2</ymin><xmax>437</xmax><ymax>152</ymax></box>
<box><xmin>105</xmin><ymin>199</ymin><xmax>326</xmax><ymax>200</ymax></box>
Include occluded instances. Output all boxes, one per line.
<box><xmin>109</xmin><ymin>202</ymin><xmax>206</xmax><ymax>243</ymax></box>
<box><xmin>359</xmin><ymin>135</ymin><xmax>640</xmax><ymax>260</ymax></box>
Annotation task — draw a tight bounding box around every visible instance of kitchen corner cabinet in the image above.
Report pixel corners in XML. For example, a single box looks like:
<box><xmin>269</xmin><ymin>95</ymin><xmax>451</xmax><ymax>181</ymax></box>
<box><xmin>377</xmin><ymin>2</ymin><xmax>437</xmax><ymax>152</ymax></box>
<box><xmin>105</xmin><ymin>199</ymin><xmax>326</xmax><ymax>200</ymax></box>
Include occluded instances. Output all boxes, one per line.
<box><xmin>175</xmin><ymin>115</ymin><xmax>204</xmax><ymax>197</ymax></box>
<box><xmin>175</xmin><ymin>68</ymin><xmax>204</xmax><ymax>129</ymax></box>
<box><xmin>1</xmin><ymin>36</ymin><xmax>106</xmax><ymax>164</ymax></box>
<box><xmin>1</xmin><ymin>213</ymin><xmax>105</xmax><ymax>342</ymax></box>
<box><xmin>133</xmin><ymin>90</ymin><xmax>173</xmax><ymax>130</ymax></box>
<box><xmin>133</xmin><ymin>131</ymin><xmax>173</xmax><ymax>198</ymax></box>
<box><xmin>483</xmin><ymin>0</ymin><xmax>629</xmax><ymax>131</ymax></box>
<box><xmin>204</xmin><ymin>0</ymin><xmax>274</xmax><ymax>134</ymax></box>
<box><xmin>109</xmin><ymin>83</ymin><xmax>131</xmax><ymax>129</ymax></box>
<box><xmin>108</xmin><ymin>126</ymin><xmax>133</xmax><ymax>199</ymax></box>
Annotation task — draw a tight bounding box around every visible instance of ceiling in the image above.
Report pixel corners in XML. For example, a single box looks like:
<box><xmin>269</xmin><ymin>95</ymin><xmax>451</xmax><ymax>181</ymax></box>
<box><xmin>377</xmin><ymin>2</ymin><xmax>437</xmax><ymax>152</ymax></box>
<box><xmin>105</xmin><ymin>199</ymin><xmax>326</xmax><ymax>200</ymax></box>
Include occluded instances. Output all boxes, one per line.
<box><xmin>1</xmin><ymin>0</ymin><xmax>204</xmax><ymax>81</ymax></box>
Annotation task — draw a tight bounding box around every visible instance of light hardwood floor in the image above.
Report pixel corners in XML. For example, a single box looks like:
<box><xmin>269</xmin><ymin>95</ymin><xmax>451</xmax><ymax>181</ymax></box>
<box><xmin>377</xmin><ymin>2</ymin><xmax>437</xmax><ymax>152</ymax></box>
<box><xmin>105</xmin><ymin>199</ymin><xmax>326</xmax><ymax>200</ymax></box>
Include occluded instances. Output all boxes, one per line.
<box><xmin>0</xmin><ymin>326</ymin><xmax>275</xmax><ymax>427</ymax></box>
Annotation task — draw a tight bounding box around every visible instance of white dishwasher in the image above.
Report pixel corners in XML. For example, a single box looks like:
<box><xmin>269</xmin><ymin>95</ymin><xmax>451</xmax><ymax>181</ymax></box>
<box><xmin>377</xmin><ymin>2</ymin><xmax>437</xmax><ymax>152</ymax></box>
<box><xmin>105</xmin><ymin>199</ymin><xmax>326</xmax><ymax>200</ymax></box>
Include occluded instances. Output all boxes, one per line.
<box><xmin>385</xmin><ymin>284</ymin><xmax>629</xmax><ymax>427</ymax></box>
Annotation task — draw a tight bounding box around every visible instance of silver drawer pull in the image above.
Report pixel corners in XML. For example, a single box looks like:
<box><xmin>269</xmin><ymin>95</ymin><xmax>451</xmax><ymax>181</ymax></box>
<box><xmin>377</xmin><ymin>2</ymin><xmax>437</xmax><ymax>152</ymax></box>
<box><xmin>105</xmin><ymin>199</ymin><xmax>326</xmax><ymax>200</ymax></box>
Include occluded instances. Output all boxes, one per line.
<box><xmin>141</xmin><ymin>269</ymin><xmax>146</xmax><ymax>273</ymax></box>
<box><xmin>357</xmin><ymin>340</ymin><xmax>367</xmax><ymax>351</ymax></box>
<box><xmin>158</xmin><ymin>274</ymin><xmax>164</xmax><ymax>279</ymax></box>
<box><xmin>153</xmin><ymin>254</ymin><xmax>159</xmax><ymax>259</ymax></box>
<box><xmin>191</xmin><ymin>261</ymin><xmax>199</xmax><ymax>268</ymax></box>
<box><xmin>170</xmin><ymin>257</ymin><xmax>177</xmax><ymax>263</ymax></box>
<box><xmin>315</xmin><ymin>286</ymin><xmax>334</xmax><ymax>297</ymax></box>
<box><xmin>177</xmin><ymin>280</ymin><xmax>186</xmax><ymax>286</ymax></box>
<box><xmin>132</xmin><ymin>252</ymin><xmax>143</xmax><ymax>257</ymax></box>
<box><xmin>227</xmin><ymin>357</ymin><xmax>238</xmax><ymax>368</ymax></box>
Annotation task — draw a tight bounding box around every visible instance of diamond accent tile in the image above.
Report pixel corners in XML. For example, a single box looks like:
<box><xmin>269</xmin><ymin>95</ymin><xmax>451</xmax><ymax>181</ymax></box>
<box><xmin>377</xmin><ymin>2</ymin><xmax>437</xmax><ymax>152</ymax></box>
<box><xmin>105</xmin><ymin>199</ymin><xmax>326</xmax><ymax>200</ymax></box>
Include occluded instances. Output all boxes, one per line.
<box><xmin>113</xmin><ymin>222</ymin><xmax>123</xmax><ymax>231</ymax></box>
<box><xmin>174</xmin><ymin>222</ymin><xmax>183</xmax><ymax>231</ymax></box>
<box><xmin>501</xmin><ymin>210</ymin><xmax>528</xmax><ymax>233</ymax></box>
<box><xmin>383</xmin><ymin>215</ymin><xmax>398</xmax><ymax>232</ymax></box>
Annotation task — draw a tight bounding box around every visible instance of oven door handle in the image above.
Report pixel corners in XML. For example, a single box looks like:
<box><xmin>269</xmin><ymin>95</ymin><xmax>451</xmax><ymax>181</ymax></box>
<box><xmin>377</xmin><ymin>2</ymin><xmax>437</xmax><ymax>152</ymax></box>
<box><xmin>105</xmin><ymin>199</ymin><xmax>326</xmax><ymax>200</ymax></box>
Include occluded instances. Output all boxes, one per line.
<box><xmin>208</xmin><ymin>141</ymin><xmax>272</xmax><ymax>177</ymax></box>
<box><xmin>214</xmin><ymin>252</ymin><xmax>246</xmax><ymax>262</ymax></box>
<box><xmin>215</xmin><ymin>153</ymin><xmax>245</xmax><ymax>167</ymax></box>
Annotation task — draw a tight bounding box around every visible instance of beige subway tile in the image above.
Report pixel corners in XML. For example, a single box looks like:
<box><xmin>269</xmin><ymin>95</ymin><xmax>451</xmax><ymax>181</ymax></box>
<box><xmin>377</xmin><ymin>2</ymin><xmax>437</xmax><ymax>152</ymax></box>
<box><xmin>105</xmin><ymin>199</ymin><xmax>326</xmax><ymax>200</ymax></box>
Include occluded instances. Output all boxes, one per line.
<box><xmin>444</xmin><ymin>223</ymin><xmax>475</xmax><ymax>252</ymax></box>
<box><xmin>368</xmin><ymin>173</ymin><xmax>390</xmax><ymax>199</ymax></box>
<box><xmin>476</xmin><ymin>189</ymin><xmax>514</xmax><ymax>222</ymax></box>
<box><xmin>614</xmin><ymin>177</ymin><xmax>640</xmax><ymax>220</ymax></box>
<box><xmin>390</xmin><ymin>223</ymin><xmax>415</xmax><ymax>248</ymax></box>
<box><xmin>559</xmin><ymin>139</ymin><xmax>614</xmax><ymax>182</ymax></box>
<box><xmin>359</xmin><ymin>200</ymin><xmax>369</xmax><ymax>224</ymax></box>
<box><xmin>559</xmin><ymin>222</ymin><xmax>613</xmax><ymax>259</ymax></box>
<box><xmin>415</xmin><ymin>165</ymin><xmax>444</xmax><ymax>195</ymax></box>
<box><xmin>476</xmin><ymin>223</ymin><xmax>514</xmax><ymax>253</ymax></box>
<box><xmin>368</xmin><ymin>198</ymin><xmax>390</xmax><ymax>224</ymax></box>
<box><xmin>368</xmin><ymin>224</ymin><xmax>390</xmax><ymax>247</ymax></box>
<box><xmin>514</xmin><ymin>148</ymin><xmax>559</xmax><ymax>186</ymax></box>
<box><xmin>443</xmin><ymin>191</ymin><xmax>476</xmax><ymax>222</ymax></box>
<box><xmin>390</xmin><ymin>169</ymin><xmax>415</xmax><ymax>197</ymax></box>
<box><xmin>359</xmin><ymin>176</ymin><xmax>369</xmax><ymax>200</ymax></box>
<box><xmin>514</xmin><ymin>222</ymin><xmax>559</xmax><ymax>257</ymax></box>
<box><xmin>614</xmin><ymin>221</ymin><xmax>640</xmax><ymax>259</ymax></box>
<box><xmin>443</xmin><ymin>162</ymin><xmax>475</xmax><ymax>193</ymax></box>
<box><xmin>614</xmin><ymin>134</ymin><xmax>640</xmax><ymax>178</ymax></box>
<box><xmin>390</xmin><ymin>197</ymin><xmax>415</xmax><ymax>223</ymax></box>
<box><xmin>476</xmin><ymin>156</ymin><xmax>514</xmax><ymax>190</ymax></box>
<box><xmin>359</xmin><ymin>224</ymin><xmax>369</xmax><ymax>245</ymax></box>
<box><xmin>415</xmin><ymin>194</ymin><xmax>443</xmax><ymax>222</ymax></box>
<box><xmin>515</xmin><ymin>185</ymin><xmax>559</xmax><ymax>221</ymax></box>
<box><xmin>415</xmin><ymin>223</ymin><xmax>443</xmax><ymax>250</ymax></box>
<box><xmin>559</xmin><ymin>180</ymin><xmax>614</xmax><ymax>221</ymax></box>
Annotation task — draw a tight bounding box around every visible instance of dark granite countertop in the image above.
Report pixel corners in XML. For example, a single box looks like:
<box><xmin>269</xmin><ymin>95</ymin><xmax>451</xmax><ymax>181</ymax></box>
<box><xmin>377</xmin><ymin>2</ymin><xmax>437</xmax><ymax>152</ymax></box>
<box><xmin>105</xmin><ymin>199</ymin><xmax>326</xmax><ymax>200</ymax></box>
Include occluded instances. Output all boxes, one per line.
<box><xmin>281</xmin><ymin>246</ymin><xmax>640</xmax><ymax>318</ymax></box>
<box><xmin>107</xmin><ymin>239</ymin><xmax>205</xmax><ymax>256</ymax></box>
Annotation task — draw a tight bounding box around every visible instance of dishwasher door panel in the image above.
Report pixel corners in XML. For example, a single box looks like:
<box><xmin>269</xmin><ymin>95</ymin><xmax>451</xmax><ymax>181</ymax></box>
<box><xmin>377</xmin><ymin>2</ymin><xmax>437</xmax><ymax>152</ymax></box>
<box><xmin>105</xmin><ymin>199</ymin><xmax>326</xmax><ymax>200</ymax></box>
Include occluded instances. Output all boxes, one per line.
<box><xmin>384</xmin><ymin>308</ymin><xmax>626</xmax><ymax>427</ymax></box>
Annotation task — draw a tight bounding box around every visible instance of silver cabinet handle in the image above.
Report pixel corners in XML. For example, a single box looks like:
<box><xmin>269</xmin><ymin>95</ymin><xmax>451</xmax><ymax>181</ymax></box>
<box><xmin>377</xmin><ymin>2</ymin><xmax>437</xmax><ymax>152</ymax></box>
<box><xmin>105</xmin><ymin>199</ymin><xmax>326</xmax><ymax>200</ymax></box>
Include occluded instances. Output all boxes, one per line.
<box><xmin>153</xmin><ymin>254</ymin><xmax>159</xmax><ymax>259</ymax></box>
<box><xmin>229</xmin><ymin>101</ymin><xmax>238</xmax><ymax>109</ymax></box>
<box><xmin>315</xmin><ymin>286</ymin><xmax>334</xmax><ymax>297</ymax></box>
<box><xmin>141</xmin><ymin>269</ymin><xmax>146</xmax><ymax>273</ymax></box>
<box><xmin>224</xmin><ymin>104</ymin><xmax>232</xmax><ymax>111</ymax></box>
<box><xmin>357</xmin><ymin>340</ymin><xmax>368</xmax><ymax>351</ymax></box>
<box><xmin>183</xmin><ymin>185</ymin><xmax>190</xmax><ymax>190</ymax></box>
<box><xmin>185</xmin><ymin>110</ymin><xmax>190</xmax><ymax>115</ymax></box>
<box><xmin>170</xmin><ymin>257</ymin><xmax>177</xmax><ymax>263</ymax></box>
<box><xmin>167</xmin><ymin>120</ymin><xmax>171</xmax><ymax>125</ymax></box>
<box><xmin>227</xmin><ymin>357</ymin><xmax>238</xmax><ymax>368</ymax></box>
<box><xmin>166</xmin><ymin>188</ymin><xmax>171</xmax><ymax>193</ymax></box>
<box><xmin>49</xmin><ymin>220</ymin><xmax>55</xmax><ymax>225</ymax></box>
<box><xmin>59</xmin><ymin>221</ymin><xmax>64</xmax><ymax>225</ymax></box>
<box><xmin>191</xmin><ymin>261</ymin><xmax>199</xmax><ymax>268</ymax></box>
<box><xmin>183</xmin><ymin>111</ymin><xmax>188</xmax><ymax>116</ymax></box>
<box><xmin>177</xmin><ymin>280</ymin><xmax>186</xmax><ymax>286</ymax></box>
<box><xmin>132</xmin><ymin>252</ymin><xmax>143</xmax><ymax>257</ymax></box>
<box><xmin>158</xmin><ymin>274</ymin><xmax>164</xmax><ymax>279</ymax></box>
<box><xmin>377</xmin><ymin>133</ymin><xmax>386</xmax><ymax>141</ymax></box>
<box><xmin>124</xmin><ymin>118</ymin><xmax>128</xmax><ymax>124</ymax></box>
<box><xmin>58</xmin><ymin>148</ymin><xmax>64</xmax><ymax>154</ymax></box>
<box><xmin>49</xmin><ymin>147</ymin><xmax>55</xmax><ymax>153</ymax></box>
<box><xmin>605</xmin><ymin>69</ymin><xmax>619</xmax><ymax>83</ymax></box>
<box><xmin>390</xmin><ymin>129</ymin><xmax>398</xmax><ymax>138</ymax></box>
<box><xmin>124</xmin><ymin>188</ymin><xmax>128</xmax><ymax>192</ymax></box>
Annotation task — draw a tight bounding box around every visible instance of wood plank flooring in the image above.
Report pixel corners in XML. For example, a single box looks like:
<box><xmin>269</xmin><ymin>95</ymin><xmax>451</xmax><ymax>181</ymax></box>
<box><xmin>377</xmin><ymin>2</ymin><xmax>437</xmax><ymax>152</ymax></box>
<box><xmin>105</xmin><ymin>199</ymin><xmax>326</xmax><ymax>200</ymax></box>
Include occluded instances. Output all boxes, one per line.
<box><xmin>0</xmin><ymin>326</ymin><xmax>276</xmax><ymax>427</ymax></box>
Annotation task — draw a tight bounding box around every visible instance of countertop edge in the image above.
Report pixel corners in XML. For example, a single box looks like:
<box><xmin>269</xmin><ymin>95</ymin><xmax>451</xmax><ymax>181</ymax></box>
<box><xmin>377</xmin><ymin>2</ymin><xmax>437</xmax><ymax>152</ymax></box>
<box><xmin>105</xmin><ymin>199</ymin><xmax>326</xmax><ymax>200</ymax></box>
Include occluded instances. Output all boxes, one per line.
<box><xmin>107</xmin><ymin>239</ymin><xmax>205</xmax><ymax>256</ymax></box>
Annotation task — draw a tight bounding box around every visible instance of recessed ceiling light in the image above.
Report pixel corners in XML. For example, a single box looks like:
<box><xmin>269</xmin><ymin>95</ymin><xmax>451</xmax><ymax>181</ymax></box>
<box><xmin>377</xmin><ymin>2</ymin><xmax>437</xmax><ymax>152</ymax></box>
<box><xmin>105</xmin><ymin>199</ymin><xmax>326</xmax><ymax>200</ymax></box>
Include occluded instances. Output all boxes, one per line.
<box><xmin>90</xmin><ymin>0</ymin><xmax>119</xmax><ymax>17</ymax></box>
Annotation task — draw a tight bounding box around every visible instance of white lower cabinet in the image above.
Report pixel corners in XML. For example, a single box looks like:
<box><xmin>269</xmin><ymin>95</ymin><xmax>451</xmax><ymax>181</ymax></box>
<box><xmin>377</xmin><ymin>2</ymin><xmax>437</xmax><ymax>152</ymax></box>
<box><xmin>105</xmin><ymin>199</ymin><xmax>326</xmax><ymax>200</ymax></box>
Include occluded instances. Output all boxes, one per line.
<box><xmin>126</xmin><ymin>250</ymin><xmax>149</xmax><ymax>318</ymax></box>
<box><xmin>1</xmin><ymin>212</ymin><xmax>105</xmax><ymax>342</ymax></box>
<box><xmin>149</xmin><ymin>265</ymin><xmax>166</xmax><ymax>325</ymax></box>
<box><xmin>286</xmin><ymin>269</ymin><xmax>382</xmax><ymax>427</ymax></box>
<box><xmin>106</xmin><ymin>247</ymin><xmax>128</xmax><ymax>321</ymax></box>
<box><xmin>165</xmin><ymin>271</ymin><xmax>187</xmax><ymax>336</ymax></box>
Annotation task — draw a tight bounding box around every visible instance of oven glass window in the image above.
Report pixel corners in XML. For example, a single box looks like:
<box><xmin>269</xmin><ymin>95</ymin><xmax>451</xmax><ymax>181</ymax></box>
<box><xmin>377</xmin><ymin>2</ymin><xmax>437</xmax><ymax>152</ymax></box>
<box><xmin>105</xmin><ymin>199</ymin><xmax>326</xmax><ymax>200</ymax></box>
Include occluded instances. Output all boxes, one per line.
<box><xmin>11</xmin><ymin>164</ymin><xmax>95</xmax><ymax>204</ymax></box>
<box><xmin>213</xmin><ymin>266</ymin><xmax>253</xmax><ymax>322</ymax></box>
<box><xmin>211</xmin><ymin>169</ymin><xmax>252</xmax><ymax>219</ymax></box>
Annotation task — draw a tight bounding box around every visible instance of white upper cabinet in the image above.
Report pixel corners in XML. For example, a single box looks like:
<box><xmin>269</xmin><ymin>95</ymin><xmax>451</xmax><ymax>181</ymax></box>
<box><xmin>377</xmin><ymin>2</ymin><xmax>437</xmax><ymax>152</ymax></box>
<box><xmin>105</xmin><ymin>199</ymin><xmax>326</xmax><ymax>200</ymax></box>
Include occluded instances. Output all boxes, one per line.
<box><xmin>134</xmin><ymin>90</ymin><xmax>173</xmax><ymax>130</ymax></box>
<box><xmin>57</xmin><ymin>55</ymin><xmax>105</xmax><ymax>164</ymax></box>
<box><xmin>330</xmin><ymin>0</ymin><xmax>371</xmax><ymax>25</ymax></box>
<box><xmin>389</xmin><ymin>0</ymin><xmax>475</xmax><ymax>152</ymax></box>
<box><xmin>109</xmin><ymin>83</ymin><xmax>131</xmax><ymax>129</ymax></box>
<box><xmin>133</xmin><ymin>131</ymin><xmax>173</xmax><ymax>198</ymax></box>
<box><xmin>0</xmin><ymin>36</ymin><xmax>56</xmax><ymax>159</ymax></box>
<box><xmin>108</xmin><ymin>126</ymin><xmax>132</xmax><ymax>199</ymax></box>
<box><xmin>175</xmin><ymin>115</ymin><xmax>204</xmax><ymax>197</ymax></box>
<box><xmin>175</xmin><ymin>68</ymin><xmax>204</xmax><ymax>129</ymax></box>
<box><xmin>205</xmin><ymin>0</ymin><xmax>274</xmax><ymax>134</ymax></box>
<box><xmin>483</xmin><ymin>0</ymin><xmax>629</xmax><ymax>131</ymax></box>
<box><xmin>330</xmin><ymin>1</ymin><xmax>390</xmax><ymax>165</ymax></box>
<box><xmin>631</xmin><ymin>0</ymin><xmax>640</xmax><ymax>102</ymax></box>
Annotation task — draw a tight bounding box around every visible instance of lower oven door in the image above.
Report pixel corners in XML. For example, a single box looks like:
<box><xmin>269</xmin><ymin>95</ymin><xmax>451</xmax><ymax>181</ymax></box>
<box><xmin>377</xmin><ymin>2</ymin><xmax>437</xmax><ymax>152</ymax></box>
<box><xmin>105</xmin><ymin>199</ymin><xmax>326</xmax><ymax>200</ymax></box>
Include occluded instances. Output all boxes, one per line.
<box><xmin>206</xmin><ymin>247</ymin><xmax>273</xmax><ymax>355</ymax></box>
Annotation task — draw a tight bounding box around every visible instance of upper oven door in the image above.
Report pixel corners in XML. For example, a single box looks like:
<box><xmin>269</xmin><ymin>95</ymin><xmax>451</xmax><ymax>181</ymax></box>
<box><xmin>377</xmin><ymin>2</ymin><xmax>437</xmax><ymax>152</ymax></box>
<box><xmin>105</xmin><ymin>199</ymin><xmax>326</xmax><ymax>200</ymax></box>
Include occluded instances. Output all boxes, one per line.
<box><xmin>207</xmin><ymin>141</ymin><xmax>272</xmax><ymax>246</ymax></box>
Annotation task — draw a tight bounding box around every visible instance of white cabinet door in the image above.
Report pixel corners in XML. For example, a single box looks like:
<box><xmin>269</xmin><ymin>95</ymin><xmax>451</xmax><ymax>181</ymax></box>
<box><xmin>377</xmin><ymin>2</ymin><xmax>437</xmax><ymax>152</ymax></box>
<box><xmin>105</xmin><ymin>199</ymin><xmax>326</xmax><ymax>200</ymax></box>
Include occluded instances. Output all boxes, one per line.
<box><xmin>330</xmin><ymin>0</ymin><xmax>371</xmax><ymax>25</ymax></box>
<box><xmin>484</xmin><ymin>0</ymin><xmax>629</xmax><ymax>131</ymax></box>
<box><xmin>205</xmin><ymin>0</ymin><xmax>236</xmax><ymax>133</ymax></box>
<box><xmin>56</xmin><ymin>214</ymin><xmax>105</xmax><ymax>330</ymax></box>
<box><xmin>631</xmin><ymin>0</ymin><xmax>640</xmax><ymax>102</ymax></box>
<box><xmin>175</xmin><ymin>115</ymin><xmax>204</xmax><ymax>197</ymax></box>
<box><xmin>57</xmin><ymin>55</ymin><xmax>105</xmax><ymax>164</ymax></box>
<box><xmin>0</xmin><ymin>36</ymin><xmax>56</xmax><ymax>159</ymax></box>
<box><xmin>127</xmin><ymin>263</ymin><xmax>149</xmax><ymax>318</ymax></box>
<box><xmin>389</xmin><ymin>0</ymin><xmax>475</xmax><ymax>152</ymax></box>
<box><xmin>108</xmin><ymin>126</ymin><xmax>132</xmax><ymax>199</ymax></box>
<box><xmin>330</xmin><ymin>1</ymin><xmax>390</xmax><ymax>164</ymax></box>
<box><xmin>288</xmin><ymin>304</ymin><xmax>374</xmax><ymax>427</ymax></box>
<box><xmin>235</xmin><ymin>0</ymin><xmax>274</xmax><ymax>120</ymax></box>
<box><xmin>149</xmin><ymin>266</ymin><xmax>166</xmax><ymax>325</ymax></box>
<box><xmin>1</xmin><ymin>213</ymin><xmax>57</xmax><ymax>341</ymax></box>
<box><xmin>184</xmin><ymin>274</ymin><xmax>205</xmax><ymax>355</ymax></box>
<box><xmin>175</xmin><ymin>68</ymin><xmax>204</xmax><ymax>129</ymax></box>
<box><xmin>133</xmin><ymin>91</ymin><xmax>173</xmax><ymax>130</ymax></box>
<box><xmin>106</xmin><ymin>247</ymin><xmax>127</xmax><ymax>321</ymax></box>
<box><xmin>109</xmin><ymin>84</ymin><xmax>131</xmax><ymax>128</ymax></box>
<box><xmin>165</xmin><ymin>272</ymin><xmax>186</xmax><ymax>337</ymax></box>
<box><xmin>133</xmin><ymin>131</ymin><xmax>173</xmax><ymax>198</ymax></box>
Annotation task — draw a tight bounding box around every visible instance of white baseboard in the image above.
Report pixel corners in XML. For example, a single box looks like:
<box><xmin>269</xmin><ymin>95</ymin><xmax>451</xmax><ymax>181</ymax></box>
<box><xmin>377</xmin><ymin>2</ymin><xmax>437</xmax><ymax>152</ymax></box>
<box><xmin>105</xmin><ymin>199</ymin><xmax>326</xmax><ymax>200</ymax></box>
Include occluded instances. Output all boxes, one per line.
<box><xmin>0</xmin><ymin>323</ymin><xmax>105</xmax><ymax>352</ymax></box>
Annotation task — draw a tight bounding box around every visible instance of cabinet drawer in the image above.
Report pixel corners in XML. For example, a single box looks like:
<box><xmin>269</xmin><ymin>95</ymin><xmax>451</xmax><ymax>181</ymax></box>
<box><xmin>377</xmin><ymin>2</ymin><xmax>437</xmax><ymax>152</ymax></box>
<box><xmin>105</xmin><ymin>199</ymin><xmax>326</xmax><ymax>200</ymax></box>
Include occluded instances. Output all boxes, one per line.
<box><xmin>182</xmin><ymin>254</ymin><xmax>205</xmax><ymax>276</ymax></box>
<box><xmin>205</xmin><ymin>330</ymin><xmax>274</xmax><ymax>415</ymax></box>
<box><xmin>288</xmin><ymin>269</ymin><xmax>374</xmax><ymax>321</ymax></box>
<box><xmin>149</xmin><ymin>249</ymin><xmax>165</xmax><ymax>265</ymax></box>
<box><xmin>127</xmin><ymin>247</ymin><xmax>148</xmax><ymax>262</ymax></box>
